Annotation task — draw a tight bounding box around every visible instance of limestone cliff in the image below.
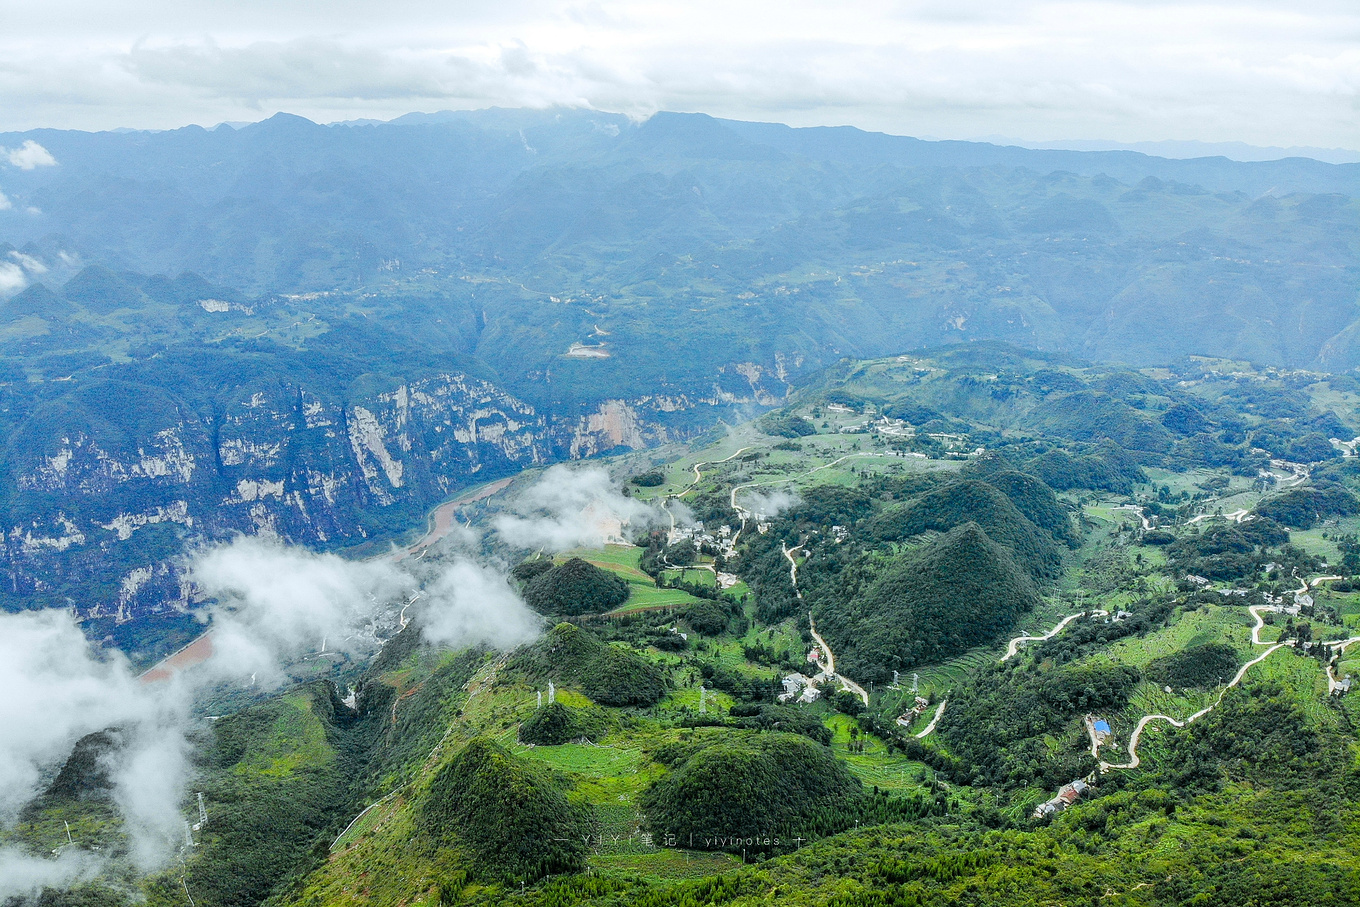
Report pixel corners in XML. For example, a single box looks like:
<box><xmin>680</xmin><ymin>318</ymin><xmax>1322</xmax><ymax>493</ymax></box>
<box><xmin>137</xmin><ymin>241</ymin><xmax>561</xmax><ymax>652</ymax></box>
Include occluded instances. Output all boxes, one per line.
<box><xmin>1</xmin><ymin>369</ymin><xmax>784</xmax><ymax>628</ymax></box>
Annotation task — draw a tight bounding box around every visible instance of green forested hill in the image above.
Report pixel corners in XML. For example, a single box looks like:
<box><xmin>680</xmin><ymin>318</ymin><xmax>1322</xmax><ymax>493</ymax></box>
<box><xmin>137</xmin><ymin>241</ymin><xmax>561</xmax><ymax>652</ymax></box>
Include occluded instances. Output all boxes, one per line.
<box><xmin>10</xmin><ymin>350</ymin><xmax>1360</xmax><ymax>907</ymax></box>
<box><xmin>816</xmin><ymin>523</ymin><xmax>1044</xmax><ymax>680</ymax></box>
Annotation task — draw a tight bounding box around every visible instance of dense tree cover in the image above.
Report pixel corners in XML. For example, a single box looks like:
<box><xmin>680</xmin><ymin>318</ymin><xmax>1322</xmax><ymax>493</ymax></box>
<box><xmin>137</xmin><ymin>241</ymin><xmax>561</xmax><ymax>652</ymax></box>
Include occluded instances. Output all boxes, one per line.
<box><xmin>512</xmin><ymin>557</ymin><xmax>556</xmax><ymax>582</ymax></box>
<box><xmin>1161</xmin><ymin>401</ymin><xmax>1213</xmax><ymax>434</ymax></box>
<box><xmin>1030</xmin><ymin>391</ymin><xmax>1175</xmax><ymax>456</ymax></box>
<box><xmin>523</xmin><ymin>558</ymin><xmax>630</xmax><ymax>616</ymax></box>
<box><xmin>1146</xmin><ymin>643</ymin><xmax>1240</xmax><ymax>690</ymax></box>
<box><xmin>728</xmin><ymin>703</ymin><xmax>833</xmax><ymax>745</ymax></box>
<box><xmin>783</xmin><ymin>483</ymin><xmax>880</xmax><ymax>528</ymax></box>
<box><xmin>587</xmin><ymin>645</ymin><xmax>671</xmax><ymax>706</ymax></box>
<box><xmin>760</xmin><ymin>414</ymin><xmax>818</xmax><ymax>438</ymax></box>
<box><xmin>508</xmin><ymin>623</ymin><xmax>669</xmax><ymax>707</ymax></box>
<box><xmin>1167</xmin><ymin>518</ymin><xmax>1291</xmax><ymax>581</ymax></box>
<box><xmin>518</xmin><ymin>701</ymin><xmax>615</xmax><ymax>745</ymax></box>
<box><xmin>640</xmin><ymin>731</ymin><xmax>866</xmax><ymax>853</ymax></box>
<box><xmin>1027</xmin><ymin>600</ymin><xmax>1175</xmax><ymax>663</ymax></box>
<box><xmin>867</xmin><ymin>480</ymin><xmax>1063</xmax><ymax>579</ymax></box>
<box><xmin>631</xmin><ymin>471</ymin><xmax>666</xmax><ymax>487</ymax></box>
<box><xmin>698</xmin><ymin>660</ymin><xmax>778</xmax><ymax>702</ymax></box>
<box><xmin>740</xmin><ymin>529</ymin><xmax>803</xmax><ymax>623</ymax></box>
<box><xmin>1255</xmin><ymin>483</ymin><xmax>1360</xmax><ymax>529</ymax></box>
<box><xmin>505</xmin><ymin>781</ymin><xmax>1360</xmax><ymax>907</ymax></box>
<box><xmin>664</xmin><ymin>539</ymin><xmax>697</xmax><ymax>566</ymax></box>
<box><xmin>420</xmin><ymin>738</ymin><xmax>590</xmax><ymax>883</ymax></box>
<box><xmin>1020</xmin><ymin>440</ymin><xmax>1148</xmax><ymax>493</ymax></box>
<box><xmin>23</xmin><ymin>731</ymin><xmax>121</xmax><ymax>810</ymax></box>
<box><xmin>1253</xmin><ymin>428</ymin><xmax>1342</xmax><ymax>463</ymax></box>
<box><xmin>1158</xmin><ymin>680</ymin><xmax>1347</xmax><ymax>793</ymax></box>
<box><xmin>815</xmin><ymin>524</ymin><xmax>1043</xmax><ymax>681</ymax></box>
<box><xmin>355</xmin><ymin>646</ymin><xmax>489</xmax><ymax>786</ymax></box>
<box><xmin>936</xmin><ymin>660</ymin><xmax>1140</xmax><ymax>789</ymax></box>
<box><xmin>961</xmin><ymin>460</ymin><xmax>1077</xmax><ymax>545</ymax></box>
<box><xmin>684</xmin><ymin>600</ymin><xmax>730</xmax><ymax>635</ymax></box>
<box><xmin>170</xmin><ymin>686</ymin><xmax>355</xmax><ymax>907</ymax></box>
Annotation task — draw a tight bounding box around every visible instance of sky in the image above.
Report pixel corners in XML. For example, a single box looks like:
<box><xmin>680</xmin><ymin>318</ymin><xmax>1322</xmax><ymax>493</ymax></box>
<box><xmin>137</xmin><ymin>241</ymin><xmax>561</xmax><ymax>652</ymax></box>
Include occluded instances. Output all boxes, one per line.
<box><xmin>0</xmin><ymin>0</ymin><xmax>1357</xmax><ymax>151</ymax></box>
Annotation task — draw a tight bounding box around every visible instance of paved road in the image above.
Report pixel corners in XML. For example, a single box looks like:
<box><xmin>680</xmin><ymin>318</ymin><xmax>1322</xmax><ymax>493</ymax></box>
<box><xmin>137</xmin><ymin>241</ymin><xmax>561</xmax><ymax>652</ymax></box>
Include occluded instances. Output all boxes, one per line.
<box><xmin>915</xmin><ymin>699</ymin><xmax>947</xmax><ymax>738</ymax></box>
<box><xmin>1326</xmin><ymin>636</ymin><xmax>1360</xmax><ymax>693</ymax></box>
<box><xmin>807</xmin><ymin>613</ymin><xmax>870</xmax><ymax>705</ymax></box>
<box><xmin>1101</xmin><ymin>640</ymin><xmax>1290</xmax><ymax>772</ymax></box>
<box><xmin>1114</xmin><ymin>504</ymin><xmax>1150</xmax><ymax>530</ymax></box>
<box><xmin>1095</xmin><ymin>566</ymin><xmax>1360</xmax><ymax>772</ymax></box>
<box><xmin>783</xmin><ymin>542</ymin><xmax>805</xmax><ymax>601</ymax></box>
<box><xmin>1002</xmin><ymin>610</ymin><xmax>1108</xmax><ymax>661</ymax></box>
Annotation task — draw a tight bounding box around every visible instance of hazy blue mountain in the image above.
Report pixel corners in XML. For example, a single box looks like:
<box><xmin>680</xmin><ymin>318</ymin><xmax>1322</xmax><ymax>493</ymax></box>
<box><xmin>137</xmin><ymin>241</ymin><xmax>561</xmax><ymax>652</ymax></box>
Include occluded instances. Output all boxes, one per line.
<box><xmin>1</xmin><ymin>108</ymin><xmax>1358</xmax><ymax>636</ymax></box>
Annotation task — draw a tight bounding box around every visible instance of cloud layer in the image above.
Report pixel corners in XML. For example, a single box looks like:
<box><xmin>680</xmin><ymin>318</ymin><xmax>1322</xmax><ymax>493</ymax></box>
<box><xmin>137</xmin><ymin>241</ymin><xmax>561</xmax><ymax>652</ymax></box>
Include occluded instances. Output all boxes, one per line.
<box><xmin>0</xmin><ymin>1</ymin><xmax>1355</xmax><ymax>149</ymax></box>
<box><xmin>0</xmin><ymin>534</ymin><xmax>543</xmax><ymax>895</ymax></box>
<box><xmin>493</xmin><ymin>464</ymin><xmax>664</xmax><ymax>550</ymax></box>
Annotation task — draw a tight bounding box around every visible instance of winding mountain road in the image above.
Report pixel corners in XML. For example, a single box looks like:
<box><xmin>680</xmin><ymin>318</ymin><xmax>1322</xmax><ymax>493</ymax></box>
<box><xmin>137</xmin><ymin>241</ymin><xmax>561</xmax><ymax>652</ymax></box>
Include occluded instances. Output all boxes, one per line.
<box><xmin>807</xmin><ymin>612</ymin><xmax>870</xmax><ymax>705</ymax></box>
<box><xmin>1100</xmin><ymin>642</ymin><xmax>1288</xmax><ymax>771</ymax></box>
<box><xmin>783</xmin><ymin>542</ymin><xmax>805</xmax><ymax>601</ymax></box>
<box><xmin>915</xmin><ymin>699</ymin><xmax>947</xmax><ymax>738</ymax></box>
<box><xmin>1002</xmin><ymin>610</ymin><xmax>1108</xmax><ymax>661</ymax></box>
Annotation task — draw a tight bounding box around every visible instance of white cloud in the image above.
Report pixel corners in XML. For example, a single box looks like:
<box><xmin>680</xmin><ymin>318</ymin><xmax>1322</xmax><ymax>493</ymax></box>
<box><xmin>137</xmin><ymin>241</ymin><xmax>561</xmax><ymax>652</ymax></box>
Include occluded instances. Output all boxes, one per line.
<box><xmin>0</xmin><ymin>847</ymin><xmax>102</xmax><ymax>901</ymax></box>
<box><xmin>4</xmin><ymin>140</ymin><xmax>57</xmax><ymax>169</ymax></box>
<box><xmin>0</xmin><ymin>534</ymin><xmax>545</xmax><ymax>889</ymax></box>
<box><xmin>0</xmin><ymin>263</ymin><xmax>26</xmax><ymax>295</ymax></box>
<box><xmin>189</xmin><ymin>535</ymin><xmax>413</xmax><ymax>685</ymax></box>
<box><xmin>418</xmin><ymin>559</ymin><xmax>541</xmax><ymax>650</ymax></box>
<box><xmin>0</xmin><ymin>189</ymin><xmax>10</xmax><ymax>210</ymax></box>
<box><xmin>741</xmin><ymin>489</ymin><xmax>800</xmax><ymax>520</ymax></box>
<box><xmin>0</xmin><ymin>0</ymin><xmax>1355</xmax><ymax>148</ymax></box>
<box><xmin>493</xmin><ymin>465</ymin><xmax>665</xmax><ymax>551</ymax></box>
<box><xmin>0</xmin><ymin>611</ymin><xmax>145</xmax><ymax>819</ymax></box>
<box><xmin>0</xmin><ymin>610</ymin><xmax>191</xmax><ymax>886</ymax></box>
<box><xmin>9</xmin><ymin>251</ymin><xmax>46</xmax><ymax>273</ymax></box>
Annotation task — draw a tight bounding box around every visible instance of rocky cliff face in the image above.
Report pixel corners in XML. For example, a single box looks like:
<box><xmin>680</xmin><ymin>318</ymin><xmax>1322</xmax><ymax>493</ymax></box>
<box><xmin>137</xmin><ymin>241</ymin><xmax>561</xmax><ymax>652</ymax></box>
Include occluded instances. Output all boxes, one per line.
<box><xmin>2</xmin><ymin>369</ymin><xmax>780</xmax><ymax>630</ymax></box>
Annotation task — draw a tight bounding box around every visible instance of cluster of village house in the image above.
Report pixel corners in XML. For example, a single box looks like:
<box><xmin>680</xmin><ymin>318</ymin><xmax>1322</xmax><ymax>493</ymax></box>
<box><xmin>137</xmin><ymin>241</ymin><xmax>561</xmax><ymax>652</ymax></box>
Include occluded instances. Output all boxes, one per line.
<box><xmin>778</xmin><ymin>645</ymin><xmax>835</xmax><ymax>703</ymax></box>
<box><xmin>895</xmin><ymin>696</ymin><xmax>932</xmax><ymax>727</ymax></box>
<box><xmin>1183</xmin><ymin>575</ymin><xmax>1353</xmax><ymax>694</ymax></box>
<box><xmin>1033</xmin><ymin>780</ymin><xmax>1092</xmax><ymax>818</ymax></box>
<box><xmin>663</xmin><ymin>522</ymin><xmax>743</xmax><ymax>589</ymax></box>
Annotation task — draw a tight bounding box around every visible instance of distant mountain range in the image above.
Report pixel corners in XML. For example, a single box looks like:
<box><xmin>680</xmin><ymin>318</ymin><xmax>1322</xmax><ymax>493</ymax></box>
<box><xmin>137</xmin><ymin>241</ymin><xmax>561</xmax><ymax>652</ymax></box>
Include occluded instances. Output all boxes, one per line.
<box><xmin>969</xmin><ymin>135</ymin><xmax>1360</xmax><ymax>166</ymax></box>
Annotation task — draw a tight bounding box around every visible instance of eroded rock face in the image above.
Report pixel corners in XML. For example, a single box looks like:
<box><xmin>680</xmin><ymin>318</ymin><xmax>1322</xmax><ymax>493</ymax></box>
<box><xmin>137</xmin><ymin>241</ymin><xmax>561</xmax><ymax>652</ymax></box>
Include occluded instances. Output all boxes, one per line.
<box><xmin>1</xmin><ymin>368</ymin><xmax>786</xmax><ymax>627</ymax></box>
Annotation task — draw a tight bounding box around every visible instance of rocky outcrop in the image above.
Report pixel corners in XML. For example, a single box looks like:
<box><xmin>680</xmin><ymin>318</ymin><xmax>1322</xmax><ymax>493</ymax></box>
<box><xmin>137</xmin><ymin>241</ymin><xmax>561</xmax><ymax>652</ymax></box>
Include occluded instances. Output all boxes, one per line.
<box><xmin>0</xmin><ymin>369</ymin><xmax>783</xmax><ymax>627</ymax></box>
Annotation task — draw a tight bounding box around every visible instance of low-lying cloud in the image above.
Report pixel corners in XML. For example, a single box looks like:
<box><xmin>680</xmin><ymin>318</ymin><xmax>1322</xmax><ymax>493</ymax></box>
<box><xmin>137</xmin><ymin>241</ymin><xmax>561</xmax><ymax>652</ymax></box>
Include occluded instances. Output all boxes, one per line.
<box><xmin>0</xmin><ymin>847</ymin><xmax>101</xmax><ymax>901</ymax></box>
<box><xmin>741</xmin><ymin>488</ymin><xmax>800</xmax><ymax>520</ymax></box>
<box><xmin>493</xmin><ymin>465</ymin><xmax>665</xmax><ymax>551</ymax></box>
<box><xmin>0</xmin><ymin>262</ymin><xmax>25</xmax><ymax>295</ymax></box>
<box><xmin>190</xmin><ymin>536</ymin><xmax>413</xmax><ymax>686</ymax></box>
<box><xmin>3</xmin><ymin>141</ymin><xmax>57</xmax><ymax>169</ymax></box>
<box><xmin>0</xmin><ymin>533</ymin><xmax>543</xmax><ymax>892</ymax></box>
<box><xmin>0</xmin><ymin>610</ymin><xmax>190</xmax><ymax>890</ymax></box>
<box><xmin>0</xmin><ymin>249</ymin><xmax>53</xmax><ymax>296</ymax></box>
<box><xmin>418</xmin><ymin>559</ymin><xmax>540</xmax><ymax>650</ymax></box>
